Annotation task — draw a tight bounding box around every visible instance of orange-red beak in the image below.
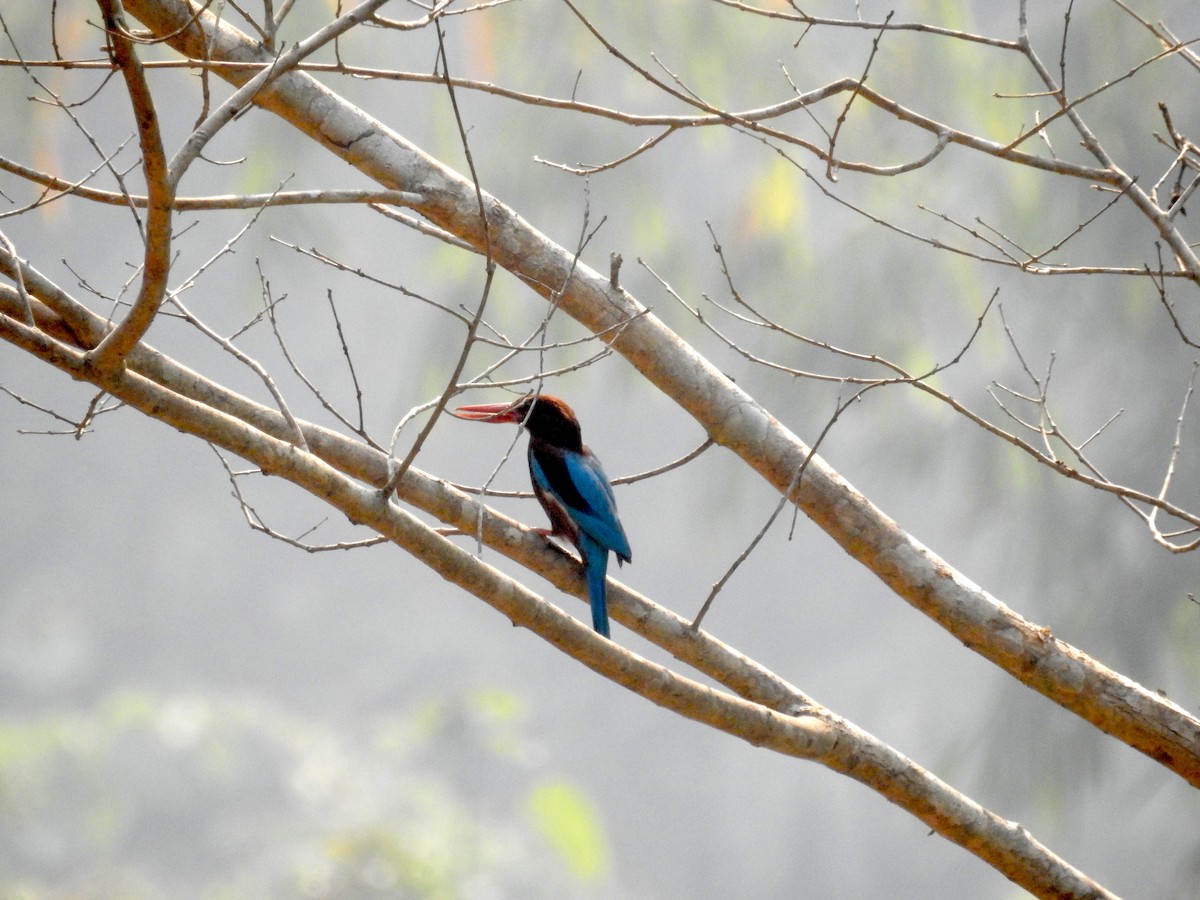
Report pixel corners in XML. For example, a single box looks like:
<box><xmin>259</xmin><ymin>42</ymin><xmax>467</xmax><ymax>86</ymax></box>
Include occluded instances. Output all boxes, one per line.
<box><xmin>451</xmin><ymin>400</ymin><xmax>524</xmax><ymax>423</ymax></box>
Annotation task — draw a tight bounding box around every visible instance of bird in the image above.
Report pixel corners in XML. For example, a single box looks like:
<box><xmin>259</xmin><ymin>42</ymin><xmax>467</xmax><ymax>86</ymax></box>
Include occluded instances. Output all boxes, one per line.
<box><xmin>452</xmin><ymin>393</ymin><xmax>632</xmax><ymax>638</ymax></box>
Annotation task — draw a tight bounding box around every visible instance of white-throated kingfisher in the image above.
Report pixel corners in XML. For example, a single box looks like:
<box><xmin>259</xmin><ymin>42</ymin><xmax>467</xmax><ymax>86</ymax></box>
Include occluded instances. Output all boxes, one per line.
<box><xmin>452</xmin><ymin>394</ymin><xmax>632</xmax><ymax>638</ymax></box>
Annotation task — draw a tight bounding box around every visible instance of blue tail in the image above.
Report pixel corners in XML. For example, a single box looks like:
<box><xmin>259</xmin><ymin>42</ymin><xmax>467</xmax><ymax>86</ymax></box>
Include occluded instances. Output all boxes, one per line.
<box><xmin>580</xmin><ymin>534</ymin><xmax>611</xmax><ymax>638</ymax></box>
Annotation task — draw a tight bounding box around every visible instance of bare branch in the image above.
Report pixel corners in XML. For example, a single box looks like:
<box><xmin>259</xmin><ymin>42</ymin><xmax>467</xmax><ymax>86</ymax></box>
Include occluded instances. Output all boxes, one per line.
<box><xmin>0</xmin><ymin>154</ymin><xmax>424</xmax><ymax>210</ymax></box>
<box><xmin>213</xmin><ymin>445</ymin><xmax>387</xmax><ymax>551</ymax></box>
<box><xmin>382</xmin><ymin>18</ymin><xmax>496</xmax><ymax>496</ymax></box>
<box><xmin>825</xmin><ymin>11</ymin><xmax>893</xmax><ymax>181</ymax></box>
<box><xmin>710</xmin><ymin>0</ymin><xmax>1024</xmax><ymax>50</ymax></box>
<box><xmin>0</xmin><ymin>384</ymin><xmax>114</xmax><ymax>436</ymax></box>
<box><xmin>167</xmin><ymin>0</ymin><xmax>397</xmax><ymax>186</ymax></box>
<box><xmin>84</xmin><ymin>0</ymin><xmax>173</xmax><ymax>371</ymax></box>
<box><xmin>692</xmin><ymin>389</ymin><xmax>862</xmax><ymax>630</ymax></box>
<box><xmin>1144</xmin><ymin>363</ymin><xmax>1200</xmax><ymax>552</ymax></box>
<box><xmin>258</xmin><ymin>269</ymin><xmax>374</xmax><ymax>446</ymax></box>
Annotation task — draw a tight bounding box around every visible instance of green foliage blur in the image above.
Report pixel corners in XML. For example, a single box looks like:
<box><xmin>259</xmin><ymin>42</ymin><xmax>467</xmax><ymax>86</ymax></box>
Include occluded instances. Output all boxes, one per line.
<box><xmin>0</xmin><ymin>689</ymin><xmax>609</xmax><ymax>899</ymax></box>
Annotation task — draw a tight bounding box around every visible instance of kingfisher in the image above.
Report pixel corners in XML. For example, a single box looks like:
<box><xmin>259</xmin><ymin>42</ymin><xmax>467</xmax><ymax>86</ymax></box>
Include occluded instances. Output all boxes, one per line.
<box><xmin>453</xmin><ymin>394</ymin><xmax>632</xmax><ymax>638</ymax></box>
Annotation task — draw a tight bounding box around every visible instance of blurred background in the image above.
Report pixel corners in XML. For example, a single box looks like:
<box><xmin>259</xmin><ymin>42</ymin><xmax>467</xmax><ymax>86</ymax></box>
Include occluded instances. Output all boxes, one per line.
<box><xmin>3</xmin><ymin>1</ymin><xmax>1200</xmax><ymax>897</ymax></box>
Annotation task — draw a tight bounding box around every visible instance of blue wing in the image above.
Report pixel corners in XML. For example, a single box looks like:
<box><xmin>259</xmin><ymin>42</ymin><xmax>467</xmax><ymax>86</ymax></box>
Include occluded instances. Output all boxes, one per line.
<box><xmin>529</xmin><ymin>444</ymin><xmax>631</xmax><ymax>563</ymax></box>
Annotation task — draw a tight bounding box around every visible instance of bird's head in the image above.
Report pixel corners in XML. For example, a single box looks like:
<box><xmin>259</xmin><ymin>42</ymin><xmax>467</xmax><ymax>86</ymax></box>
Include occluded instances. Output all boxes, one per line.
<box><xmin>453</xmin><ymin>393</ymin><xmax>583</xmax><ymax>450</ymax></box>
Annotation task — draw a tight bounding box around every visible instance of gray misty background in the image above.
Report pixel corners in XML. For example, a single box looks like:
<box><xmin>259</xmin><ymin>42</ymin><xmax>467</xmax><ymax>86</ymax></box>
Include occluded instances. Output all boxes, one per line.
<box><xmin>3</xmin><ymin>2</ymin><xmax>1200</xmax><ymax>898</ymax></box>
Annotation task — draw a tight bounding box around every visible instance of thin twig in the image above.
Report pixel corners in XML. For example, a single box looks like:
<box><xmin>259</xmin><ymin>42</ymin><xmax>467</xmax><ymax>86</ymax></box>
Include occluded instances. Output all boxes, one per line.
<box><xmin>382</xmin><ymin>18</ymin><xmax>497</xmax><ymax>496</ymax></box>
